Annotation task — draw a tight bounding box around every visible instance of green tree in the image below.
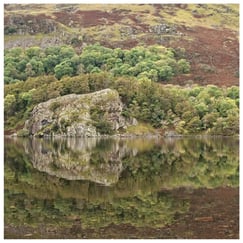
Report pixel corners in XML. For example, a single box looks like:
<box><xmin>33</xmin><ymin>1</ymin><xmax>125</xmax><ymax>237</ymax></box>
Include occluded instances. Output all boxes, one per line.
<box><xmin>60</xmin><ymin>75</ymin><xmax>90</xmax><ymax>95</ymax></box>
<box><xmin>4</xmin><ymin>94</ymin><xmax>16</xmax><ymax>116</ymax></box>
<box><xmin>186</xmin><ymin>116</ymin><xmax>202</xmax><ymax>133</ymax></box>
<box><xmin>216</xmin><ymin>98</ymin><xmax>237</xmax><ymax>117</ymax></box>
<box><xmin>25</xmin><ymin>63</ymin><xmax>35</xmax><ymax>77</ymax></box>
<box><xmin>211</xmin><ymin>115</ymin><xmax>239</xmax><ymax>136</ymax></box>
<box><xmin>181</xmin><ymin>110</ymin><xmax>197</xmax><ymax>123</ymax></box>
<box><xmin>150</xmin><ymin>102</ymin><xmax>165</xmax><ymax>127</ymax></box>
<box><xmin>20</xmin><ymin>91</ymin><xmax>32</xmax><ymax>107</ymax></box>
<box><xmin>43</xmin><ymin>55</ymin><xmax>60</xmax><ymax>74</ymax></box>
<box><xmin>205</xmin><ymin>85</ymin><xmax>223</xmax><ymax>98</ymax></box>
<box><xmin>29</xmin><ymin>59</ymin><xmax>45</xmax><ymax>76</ymax></box>
<box><xmin>188</xmin><ymin>86</ymin><xmax>203</xmax><ymax>97</ymax></box>
<box><xmin>88</xmin><ymin>72</ymin><xmax>112</xmax><ymax>92</ymax></box>
<box><xmin>5</xmin><ymin>64</ymin><xmax>21</xmax><ymax>83</ymax></box>
<box><xmin>90</xmin><ymin>67</ymin><xmax>101</xmax><ymax>73</ymax></box>
<box><xmin>46</xmin><ymin>82</ymin><xmax>62</xmax><ymax>100</ymax></box>
<box><xmin>226</xmin><ymin>86</ymin><xmax>239</xmax><ymax>100</ymax></box>
<box><xmin>25</xmin><ymin>47</ymin><xmax>41</xmax><ymax>59</ymax></box>
<box><xmin>157</xmin><ymin>65</ymin><xmax>173</xmax><ymax>81</ymax></box>
<box><xmin>124</xmin><ymin>47</ymin><xmax>145</xmax><ymax>66</ymax></box>
<box><xmin>177</xmin><ymin>59</ymin><xmax>190</xmax><ymax>73</ymax></box>
<box><xmin>195</xmin><ymin>102</ymin><xmax>209</xmax><ymax>119</ymax></box>
<box><xmin>54</xmin><ymin>60</ymin><xmax>74</xmax><ymax>80</ymax></box>
<box><xmin>59</xmin><ymin>46</ymin><xmax>75</xmax><ymax>59</ymax></box>
<box><xmin>202</xmin><ymin>112</ymin><xmax>219</xmax><ymax>129</ymax></box>
<box><xmin>44</xmin><ymin>46</ymin><xmax>61</xmax><ymax>56</ymax></box>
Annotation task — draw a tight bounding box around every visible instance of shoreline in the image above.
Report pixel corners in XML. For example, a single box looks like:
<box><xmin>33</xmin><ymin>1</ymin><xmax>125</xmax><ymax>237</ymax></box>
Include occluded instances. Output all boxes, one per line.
<box><xmin>4</xmin><ymin>133</ymin><xmax>239</xmax><ymax>139</ymax></box>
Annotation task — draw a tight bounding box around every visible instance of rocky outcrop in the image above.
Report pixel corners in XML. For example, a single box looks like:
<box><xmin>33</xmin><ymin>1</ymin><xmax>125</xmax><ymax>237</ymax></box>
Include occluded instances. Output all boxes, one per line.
<box><xmin>24</xmin><ymin>89</ymin><xmax>135</xmax><ymax>137</ymax></box>
<box><xmin>4</xmin><ymin>14</ymin><xmax>58</xmax><ymax>35</ymax></box>
<box><xmin>149</xmin><ymin>24</ymin><xmax>178</xmax><ymax>35</ymax></box>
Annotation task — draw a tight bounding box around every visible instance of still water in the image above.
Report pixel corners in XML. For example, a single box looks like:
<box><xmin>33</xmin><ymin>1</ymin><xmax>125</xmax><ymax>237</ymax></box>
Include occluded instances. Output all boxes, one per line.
<box><xmin>4</xmin><ymin>136</ymin><xmax>239</xmax><ymax>239</ymax></box>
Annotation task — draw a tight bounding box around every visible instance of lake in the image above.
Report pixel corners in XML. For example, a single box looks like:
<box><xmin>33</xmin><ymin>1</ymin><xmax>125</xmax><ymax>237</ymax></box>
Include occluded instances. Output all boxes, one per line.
<box><xmin>4</xmin><ymin>136</ymin><xmax>239</xmax><ymax>239</ymax></box>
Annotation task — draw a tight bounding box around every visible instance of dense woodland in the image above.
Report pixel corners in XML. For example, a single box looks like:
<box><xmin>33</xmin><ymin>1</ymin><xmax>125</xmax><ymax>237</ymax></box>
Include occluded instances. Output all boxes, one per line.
<box><xmin>4</xmin><ymin>44</ymin><xmax>190</xmax><ymax>83</ymax></box>
<box><xmin>4</xmin><ymin>44</ymin><xmax>239</xmax><ymax>136</ymax></box>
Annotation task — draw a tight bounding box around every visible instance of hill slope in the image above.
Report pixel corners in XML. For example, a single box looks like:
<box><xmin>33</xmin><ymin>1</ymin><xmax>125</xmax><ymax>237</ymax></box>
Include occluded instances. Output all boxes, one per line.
<box><xmin>4</xmin><ymin>3</ymin><xmax>239</xmax><ymax>86</ymax></box>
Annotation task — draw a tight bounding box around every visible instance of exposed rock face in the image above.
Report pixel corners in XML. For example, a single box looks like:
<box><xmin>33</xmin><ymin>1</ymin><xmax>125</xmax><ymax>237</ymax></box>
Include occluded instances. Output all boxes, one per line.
<box><xmin>5</xmin><ymin>14</ymin><xmax>58</xmax><ymax>35</ymax></box>
<box><xmin>24</xmin><ymin>89</ymin><xmax>134</xmax><ymax>137</ymax></box>
<box><xmin>149</xmin><ymin>24</ymin><xmax>179</xmax><ymax>35</ymax></box>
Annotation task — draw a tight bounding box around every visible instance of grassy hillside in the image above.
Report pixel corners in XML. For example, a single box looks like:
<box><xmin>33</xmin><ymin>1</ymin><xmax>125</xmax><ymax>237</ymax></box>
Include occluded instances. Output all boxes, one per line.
<box><xmin>4</xmin><ymin>3</ymin><xmax>239</xmax><ymax>87</ymax></box>
<box><xmin>4</xmin><ymin>4</ymin><xmax>239</xmax><ymax>29</ymax></box>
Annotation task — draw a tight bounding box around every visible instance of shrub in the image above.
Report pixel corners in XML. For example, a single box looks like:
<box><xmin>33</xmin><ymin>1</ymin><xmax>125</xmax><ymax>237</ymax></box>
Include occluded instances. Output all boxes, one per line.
<box><xmin>17</xmin><ymin>129</ymin><xmax>29</xmax><ymax>137</ymax></box>
<box><xmin>94</xmin><ymin>119</ymin><xmax>114</xmax><ymax>135</ymax></box>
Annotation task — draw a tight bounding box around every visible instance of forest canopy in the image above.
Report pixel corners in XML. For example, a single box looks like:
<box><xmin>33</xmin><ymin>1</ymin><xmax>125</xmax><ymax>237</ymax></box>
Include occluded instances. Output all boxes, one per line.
<box><xmin>4</xmin><ymin>44</ymin><xmax>190</xmax><ymax>84</ymax></box>
<box><xmin>4</xmin><ymin>71</ymin><xmax>239</xmax><ymax>136</ymax></box>
<box><xmin>4</xmin><ymin>44</ymin><xmax>239</xmax><ymax>136</ymax></box>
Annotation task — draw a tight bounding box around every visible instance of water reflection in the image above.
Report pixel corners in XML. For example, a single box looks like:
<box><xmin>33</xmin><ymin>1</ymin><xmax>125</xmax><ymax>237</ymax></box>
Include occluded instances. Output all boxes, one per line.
<box><xmin>25</xmin><ymin>138</ymin><xmax>126</xmax><ymax>185</ymax></box>
<box><xmin>4</xmin><ymin>137</ymin><xmax>239</xmax><ymax>232</ymax></box>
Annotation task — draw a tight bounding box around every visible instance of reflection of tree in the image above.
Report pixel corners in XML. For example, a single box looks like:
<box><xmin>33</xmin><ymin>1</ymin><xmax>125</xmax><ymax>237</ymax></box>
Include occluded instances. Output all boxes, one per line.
<box><xmin>4</xmin><ymin>139</ymin><xmax>32</xmax><ymax>183</ymax></box>
<box><xmin>4</xmin><ymin>137</ymin><xmax>239</xmax><ymax>229</ymax></box>
<box><xmin>121</xmin><ymin>137</ymin><xmax>239</xmax><ymax>189</ymax></box>
<box><xmin>4</xmin><ymin>190</ymin><xmax>188</xmax><ymax>229</ymax></box>
<box><xmin>6</xmin><ymin>136</ymin><xmax>239</xmax><ymax>181</ymax></box>
<box><xmin>5</xmin><ymin>137</ymin><xmax>239</xmax><ymax>198</ymax></box>
<box><xmin>74</xmin><ymin>193</ymin><xmax>189</xmax><ymax>228</ymax></box>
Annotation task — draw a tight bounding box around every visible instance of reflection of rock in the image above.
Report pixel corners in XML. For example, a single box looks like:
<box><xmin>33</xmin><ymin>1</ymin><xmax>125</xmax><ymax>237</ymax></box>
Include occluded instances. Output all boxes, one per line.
<box><xmin>26</xmin><ymin>138</ymin><xmax>134</xmax><ymax>186</ymax></box>
<box><xmin>6</xmin><ymin>136</ymin><xmax>239</xmax><ymax>201</ymax></box>
<box><xmin>164</xmin><ymin>130</ymin><xmax>181</xmax><ymax>137</ymax></box>
<box><xmin>24</xmin><ymin>89</ymin><xmax>134</xmax><ymax>137</ymax></box>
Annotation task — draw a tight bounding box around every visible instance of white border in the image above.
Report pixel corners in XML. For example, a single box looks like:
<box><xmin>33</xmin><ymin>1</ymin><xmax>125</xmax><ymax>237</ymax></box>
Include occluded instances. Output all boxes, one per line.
<box><xmin>2</xmin><ymin>0</ymin><xmax>242</xmax><ymax>4</ymax></box>
<box><xmin>1</xmin><ymin>0</ymin><xmax>241</xmax><ymax>242</ymax></box>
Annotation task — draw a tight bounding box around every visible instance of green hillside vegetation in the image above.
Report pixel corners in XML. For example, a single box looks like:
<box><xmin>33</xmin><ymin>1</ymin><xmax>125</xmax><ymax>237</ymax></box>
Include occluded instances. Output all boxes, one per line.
<box><xmin>4</xmin><ymin>44</ymin><xmax>189</xmax><ymax>84</ymax></box>
<box><xmin>4</xmin><ymin>45</ymin><xmax>239</xmax><ymax>136</ymax></box>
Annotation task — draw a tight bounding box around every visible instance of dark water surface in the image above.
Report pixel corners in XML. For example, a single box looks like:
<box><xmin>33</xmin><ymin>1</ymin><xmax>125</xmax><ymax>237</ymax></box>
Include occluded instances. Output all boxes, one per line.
<box><xmin>4</xmin><ymin>136</ymin><xmax>239</xmax><ymax>239</ymax></box>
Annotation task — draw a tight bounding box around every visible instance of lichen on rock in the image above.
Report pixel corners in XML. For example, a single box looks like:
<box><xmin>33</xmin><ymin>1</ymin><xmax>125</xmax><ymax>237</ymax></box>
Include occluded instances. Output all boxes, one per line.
<box><xmin>24</xmin><ymin>88</ymin><xmax>135</xmax><ymax>137</ymax></box>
